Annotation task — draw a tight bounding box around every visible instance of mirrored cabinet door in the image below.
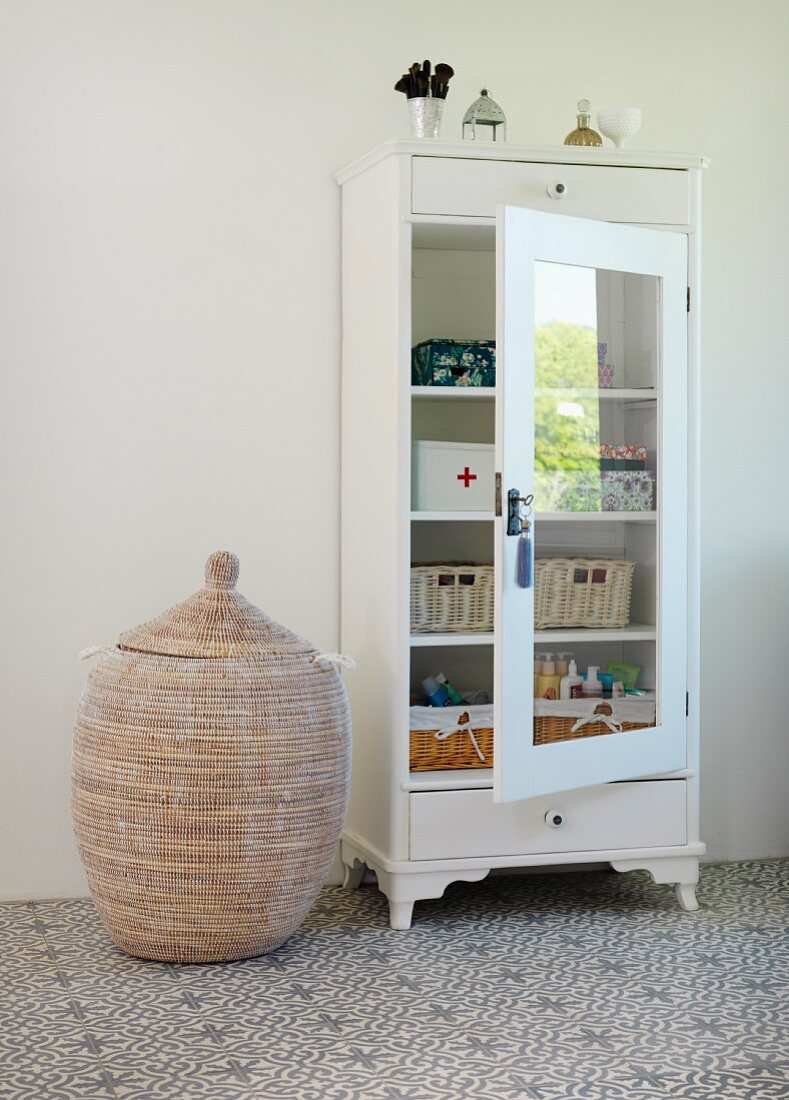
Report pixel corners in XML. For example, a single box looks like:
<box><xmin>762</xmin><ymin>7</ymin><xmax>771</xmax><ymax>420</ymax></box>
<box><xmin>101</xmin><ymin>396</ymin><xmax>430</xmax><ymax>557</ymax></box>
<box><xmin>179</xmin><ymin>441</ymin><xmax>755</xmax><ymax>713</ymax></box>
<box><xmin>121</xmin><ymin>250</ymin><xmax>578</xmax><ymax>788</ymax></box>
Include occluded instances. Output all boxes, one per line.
<box><xmin>495</xmin><ymin>207</ymin><xmax>688</xmax><ymax>802</ymax></box>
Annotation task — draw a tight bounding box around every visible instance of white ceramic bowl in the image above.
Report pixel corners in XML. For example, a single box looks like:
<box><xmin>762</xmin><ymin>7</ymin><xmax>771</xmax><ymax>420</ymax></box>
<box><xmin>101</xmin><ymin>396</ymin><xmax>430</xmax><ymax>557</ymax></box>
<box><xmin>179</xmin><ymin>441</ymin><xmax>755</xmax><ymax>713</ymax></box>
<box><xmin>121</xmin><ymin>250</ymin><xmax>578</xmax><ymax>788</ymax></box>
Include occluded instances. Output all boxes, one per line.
<box><xmin>597</xmin><ymin>107</ymin><xmax>641</xmax><ymax>149</ymax></box>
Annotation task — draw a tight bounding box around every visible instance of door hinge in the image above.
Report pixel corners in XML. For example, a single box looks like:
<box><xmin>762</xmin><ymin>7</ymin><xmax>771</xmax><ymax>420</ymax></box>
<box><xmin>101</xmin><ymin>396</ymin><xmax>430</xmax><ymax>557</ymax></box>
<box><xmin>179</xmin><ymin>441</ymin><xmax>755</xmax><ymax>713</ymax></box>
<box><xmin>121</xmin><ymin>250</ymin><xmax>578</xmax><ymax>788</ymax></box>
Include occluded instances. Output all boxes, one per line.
<box><xmin>685</xmin><ymin>691</ymin><xmax>689</xmax><ymax>717</ymax></box>
<box><xmin>495</xmin><ymin>472</ymin><xmax>502</xmax><ymax>516</ymax></box>
<box><xmin>687</xmin><ymin>286</ymin><xmax>690</xmax><ymax>312</ymax></box>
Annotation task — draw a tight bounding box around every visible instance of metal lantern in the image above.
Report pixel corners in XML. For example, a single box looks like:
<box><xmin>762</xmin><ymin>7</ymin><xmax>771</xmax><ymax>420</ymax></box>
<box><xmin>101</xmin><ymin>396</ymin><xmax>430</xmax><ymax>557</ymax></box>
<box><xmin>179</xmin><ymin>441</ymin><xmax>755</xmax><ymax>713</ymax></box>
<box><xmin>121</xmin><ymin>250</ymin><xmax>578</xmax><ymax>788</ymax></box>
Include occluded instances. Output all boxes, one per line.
<box><xmin>462</xmin><ymin>89</ymin><xmax>507</xmax><ymax>141</ymax></box>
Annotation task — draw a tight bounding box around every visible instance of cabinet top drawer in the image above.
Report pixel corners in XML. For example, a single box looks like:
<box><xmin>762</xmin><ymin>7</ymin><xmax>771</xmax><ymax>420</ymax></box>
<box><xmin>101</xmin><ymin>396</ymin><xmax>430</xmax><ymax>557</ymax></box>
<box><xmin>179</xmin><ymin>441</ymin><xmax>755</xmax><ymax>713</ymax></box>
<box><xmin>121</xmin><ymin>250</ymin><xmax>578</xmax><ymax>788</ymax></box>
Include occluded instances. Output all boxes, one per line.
<box><xmin>412</xmin><ymin>156</ymin><xmax>691</xmax><ymax>225</ymax></box>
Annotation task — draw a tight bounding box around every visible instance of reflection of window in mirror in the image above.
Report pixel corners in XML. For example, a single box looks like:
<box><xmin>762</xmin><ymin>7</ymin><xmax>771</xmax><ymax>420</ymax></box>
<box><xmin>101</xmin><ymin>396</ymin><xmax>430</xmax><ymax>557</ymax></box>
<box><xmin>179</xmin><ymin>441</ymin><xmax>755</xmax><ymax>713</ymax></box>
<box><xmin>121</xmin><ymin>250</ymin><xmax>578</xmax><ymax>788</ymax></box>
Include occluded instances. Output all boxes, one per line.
<box><xmin>534</xmin><ymin>263</ymin><xmax>602</xmax><ymax>511</ymax></box>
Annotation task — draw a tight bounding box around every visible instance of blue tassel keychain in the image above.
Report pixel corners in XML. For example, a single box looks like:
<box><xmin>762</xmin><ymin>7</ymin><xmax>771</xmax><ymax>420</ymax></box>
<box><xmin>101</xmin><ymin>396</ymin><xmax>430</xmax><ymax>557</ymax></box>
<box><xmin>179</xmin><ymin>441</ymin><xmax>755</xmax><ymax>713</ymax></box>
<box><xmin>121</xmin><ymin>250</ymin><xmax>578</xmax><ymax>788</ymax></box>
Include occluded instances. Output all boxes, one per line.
<box><xmin>517</xmin><ymin>516</ymin><xmax>533</xmax><ymax>589</ymax></box>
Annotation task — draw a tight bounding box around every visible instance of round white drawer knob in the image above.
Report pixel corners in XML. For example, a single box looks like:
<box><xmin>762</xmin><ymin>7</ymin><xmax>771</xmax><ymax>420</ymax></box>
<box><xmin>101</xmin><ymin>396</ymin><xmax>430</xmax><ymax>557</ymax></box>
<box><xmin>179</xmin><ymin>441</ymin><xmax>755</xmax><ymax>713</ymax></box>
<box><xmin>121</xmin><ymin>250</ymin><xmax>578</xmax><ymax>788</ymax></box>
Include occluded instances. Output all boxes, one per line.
<box><xmin>547</xmin><ymin>181</ymin><xmax>567</xmax><ymax>199</ymax></box>
<box><xmin>545</xmin><ymin>809</ymin><xmax>565</xmax><ymax>828</ymax></box>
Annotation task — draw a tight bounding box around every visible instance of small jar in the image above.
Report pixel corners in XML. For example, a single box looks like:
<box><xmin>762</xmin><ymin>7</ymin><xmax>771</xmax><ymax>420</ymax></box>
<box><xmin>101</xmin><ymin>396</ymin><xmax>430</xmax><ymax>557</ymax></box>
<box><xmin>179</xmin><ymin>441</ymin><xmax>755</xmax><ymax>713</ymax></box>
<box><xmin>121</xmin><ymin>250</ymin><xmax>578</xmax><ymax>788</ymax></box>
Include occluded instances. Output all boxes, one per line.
<box><xmin>565</xmin><ymin>99</ymin><xmax>603</xmax><ymax>147</ymax></box>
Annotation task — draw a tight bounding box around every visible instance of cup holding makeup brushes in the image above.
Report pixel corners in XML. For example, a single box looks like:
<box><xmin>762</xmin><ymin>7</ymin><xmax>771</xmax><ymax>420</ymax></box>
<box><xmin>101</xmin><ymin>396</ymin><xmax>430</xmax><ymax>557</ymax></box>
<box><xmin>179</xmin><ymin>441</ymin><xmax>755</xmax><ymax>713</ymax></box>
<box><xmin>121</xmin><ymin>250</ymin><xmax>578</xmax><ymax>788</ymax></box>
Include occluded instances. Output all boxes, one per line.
<box><xmin>408</xmin><ymin>96</ymin><xmax>443</xmax><ymax>139</ymax></box>
<box><xmin>396</xmin><ymin>60</ymin><xmax>453</xmax><ymax>139</ymax></box>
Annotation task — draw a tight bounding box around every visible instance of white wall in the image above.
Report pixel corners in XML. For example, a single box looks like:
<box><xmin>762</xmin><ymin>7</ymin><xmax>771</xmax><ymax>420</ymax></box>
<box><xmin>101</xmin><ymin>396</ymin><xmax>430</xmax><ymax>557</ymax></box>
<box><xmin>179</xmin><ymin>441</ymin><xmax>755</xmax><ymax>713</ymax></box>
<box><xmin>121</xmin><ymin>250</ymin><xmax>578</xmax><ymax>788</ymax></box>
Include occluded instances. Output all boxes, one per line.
<box><xmin>1</xmin><ymin>0</ymin><xmax>787</xmax><ymax>900</ymax></box>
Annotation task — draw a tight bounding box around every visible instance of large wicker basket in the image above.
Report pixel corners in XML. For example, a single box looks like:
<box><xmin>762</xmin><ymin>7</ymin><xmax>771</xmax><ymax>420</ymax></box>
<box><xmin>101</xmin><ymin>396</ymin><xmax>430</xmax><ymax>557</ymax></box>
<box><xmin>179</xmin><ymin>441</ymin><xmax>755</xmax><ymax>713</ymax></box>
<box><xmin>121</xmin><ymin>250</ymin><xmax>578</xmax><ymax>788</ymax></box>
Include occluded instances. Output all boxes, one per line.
<box><xmin>534</xmin><ymin>558</ymin><xmax>635</xmax><ymax>629</ymax></box>
<box><xmin>72</xmin><ymin>551</ymin><xmax>352</xmax><ymax>963</ymax></box>
<box><xmin>410</xmin><ymin>564</ymin><xmax>494</xmax><ymax>634</ymax></box>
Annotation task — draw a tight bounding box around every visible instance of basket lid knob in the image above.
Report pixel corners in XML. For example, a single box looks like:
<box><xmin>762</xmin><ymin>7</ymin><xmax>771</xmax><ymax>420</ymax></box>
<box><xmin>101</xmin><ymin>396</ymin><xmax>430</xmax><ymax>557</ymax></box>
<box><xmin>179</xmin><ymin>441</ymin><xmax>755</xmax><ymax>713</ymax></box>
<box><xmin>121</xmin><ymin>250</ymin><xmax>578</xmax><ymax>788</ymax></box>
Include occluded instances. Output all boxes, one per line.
<box><xmin>205</xmin><ymin>551</ymin><xmax>239</xmax><ymax>590</ymax></box>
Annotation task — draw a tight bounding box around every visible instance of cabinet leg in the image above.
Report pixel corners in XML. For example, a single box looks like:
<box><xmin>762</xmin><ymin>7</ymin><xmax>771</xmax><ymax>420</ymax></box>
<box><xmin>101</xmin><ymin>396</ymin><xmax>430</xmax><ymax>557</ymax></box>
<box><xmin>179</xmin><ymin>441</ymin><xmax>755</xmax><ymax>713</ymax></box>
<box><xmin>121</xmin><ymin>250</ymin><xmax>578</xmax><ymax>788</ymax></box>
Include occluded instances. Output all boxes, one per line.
<box><xmin>342</xmin><ymin>860</ymin><xmax>365</xmax><ymax>890</ymax></box>
<box><xmin>611</xmin><ymin>855</ymin><xmax>700</xmax><ymax>912</ymax></box>
<box><xmin>373</xmin><ymin>866</ymin><xmax>489</xmax><ymax>931</ymax></box>
<box><xmin>675</xmin><ymin>882</ymin><xmax>699</xmax><ymax>912</ymax></box>
<box><xmin>388</xmin><ymin>900</ymin><xmax>415</xmax><ymax>930</ymax></box>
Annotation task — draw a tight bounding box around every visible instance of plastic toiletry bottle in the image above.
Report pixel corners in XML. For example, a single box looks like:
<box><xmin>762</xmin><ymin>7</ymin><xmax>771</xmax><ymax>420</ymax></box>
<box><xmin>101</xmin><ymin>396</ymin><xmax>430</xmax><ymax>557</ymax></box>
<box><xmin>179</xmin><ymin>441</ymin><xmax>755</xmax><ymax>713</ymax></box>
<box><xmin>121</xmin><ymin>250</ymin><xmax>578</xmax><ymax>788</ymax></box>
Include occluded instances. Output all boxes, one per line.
<box><xmin>555</xmin><ymin>652</ymin><xmax>571</xmax><ymax>678</ymax></box>
<box><xmin>582</xmin><ymin>666</ymin><xmax>603</xmax><ymax>698</ymax></box>
<box><xmin>538</xmin><ymin>657</ymin><xmax>561</xmax><ymax>700</ymax></box>
<box><xmin>436</xmin><ymin>673</ymin><xmax>465</xmax><ymax>706</ymax></box>
<box><xmin>559</xmin><ymin>659</ymin><xmax>584</xmax><ymax>700</ymax></box>
<box><xmin>598</xmin><ymin>671</ymin><xmax>614</xmax><ymax>698</ymax></box>
<box><xmin>534</xmin><ymin>655</ymin><xmax>544</xmax><ymax>697</ymax></box>
<box><xmin>422</xmin><ymin>676</ymin><xmax>452</xmax><ymax>707</ymax></box>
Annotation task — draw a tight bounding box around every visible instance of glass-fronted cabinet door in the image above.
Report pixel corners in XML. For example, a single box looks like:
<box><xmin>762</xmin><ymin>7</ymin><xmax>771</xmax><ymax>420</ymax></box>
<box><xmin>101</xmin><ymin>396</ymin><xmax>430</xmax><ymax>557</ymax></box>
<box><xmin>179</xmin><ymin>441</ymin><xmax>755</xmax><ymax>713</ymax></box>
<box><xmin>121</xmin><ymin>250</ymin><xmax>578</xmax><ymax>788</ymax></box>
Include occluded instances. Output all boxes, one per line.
<box><xmin>493</xmin><ymin>206</ymin><xmax>687</xmax><ymax>803</ymax></box>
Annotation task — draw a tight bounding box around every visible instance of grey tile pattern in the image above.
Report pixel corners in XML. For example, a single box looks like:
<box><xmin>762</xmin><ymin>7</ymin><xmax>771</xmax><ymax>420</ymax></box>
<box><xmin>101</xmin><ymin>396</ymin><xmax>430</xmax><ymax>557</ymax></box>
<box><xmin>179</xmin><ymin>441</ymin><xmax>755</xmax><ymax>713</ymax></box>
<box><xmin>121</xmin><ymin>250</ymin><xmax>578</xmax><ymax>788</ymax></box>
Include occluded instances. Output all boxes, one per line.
<box><xmin>0</xmin><ymin>861</ymin><xmax>787</xmax><ymax>1099</ymax></box>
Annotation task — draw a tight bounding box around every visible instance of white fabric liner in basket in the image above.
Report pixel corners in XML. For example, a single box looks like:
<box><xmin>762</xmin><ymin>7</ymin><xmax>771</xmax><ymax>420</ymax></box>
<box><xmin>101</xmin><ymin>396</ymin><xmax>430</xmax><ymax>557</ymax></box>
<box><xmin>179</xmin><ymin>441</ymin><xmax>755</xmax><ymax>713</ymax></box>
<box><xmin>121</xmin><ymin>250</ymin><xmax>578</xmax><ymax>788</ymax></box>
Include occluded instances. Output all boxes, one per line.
<box><xmin>410</xmin><ymin>704</ymin><xmax>494</xmax><ymax>730</ymax></box>
<box><xmin>411</xmin><ymin>699</ymin><xmax>656</xmax><ymax>737</ymax></box>
<box><xmin>410</xmin><ymin>705</ymin><xmax>494</xmax><ymax>762</ymax></box>
<box><xmin>535</xmin><ymin>696</ymin><xmax>657</xmax><ymax>732</ymax></box>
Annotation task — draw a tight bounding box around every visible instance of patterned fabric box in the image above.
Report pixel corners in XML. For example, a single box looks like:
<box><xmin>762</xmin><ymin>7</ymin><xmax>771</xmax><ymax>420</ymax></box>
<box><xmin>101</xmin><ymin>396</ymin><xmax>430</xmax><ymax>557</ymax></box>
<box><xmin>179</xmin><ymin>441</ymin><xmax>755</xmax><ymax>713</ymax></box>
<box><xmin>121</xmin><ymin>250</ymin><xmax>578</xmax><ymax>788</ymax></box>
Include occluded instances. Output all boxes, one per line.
<box><xmin>411</xmin><ymin>339</ymin><xmax>496</xmax><ymax>387</ymax></box>
<box><xmin>600</xmin><ymin>443</ymin><xmax>648</xmax><ymax>462</ymax></box>
<box><xmin>601</xmin><ymin>470</ymin><xmax>655</xmax><ymax>511</ymax></box>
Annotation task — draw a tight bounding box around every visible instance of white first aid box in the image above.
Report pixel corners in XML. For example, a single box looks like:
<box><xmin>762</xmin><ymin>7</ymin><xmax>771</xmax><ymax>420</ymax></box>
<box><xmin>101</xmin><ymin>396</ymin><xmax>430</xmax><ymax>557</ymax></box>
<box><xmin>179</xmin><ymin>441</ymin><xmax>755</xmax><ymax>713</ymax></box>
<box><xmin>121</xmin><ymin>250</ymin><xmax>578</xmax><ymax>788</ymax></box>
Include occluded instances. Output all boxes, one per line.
<box><xmin>411</xmin><ymin>440</ymin><xmax>495</xmax><ymax>511</ymax></box>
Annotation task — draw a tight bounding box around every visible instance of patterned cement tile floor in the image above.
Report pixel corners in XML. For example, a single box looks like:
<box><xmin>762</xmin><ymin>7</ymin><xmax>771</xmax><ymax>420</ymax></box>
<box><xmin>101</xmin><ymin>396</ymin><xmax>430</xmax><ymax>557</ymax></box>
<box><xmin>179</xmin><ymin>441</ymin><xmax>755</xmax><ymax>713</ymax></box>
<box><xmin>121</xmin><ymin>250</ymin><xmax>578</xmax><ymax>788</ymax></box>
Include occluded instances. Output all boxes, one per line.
<box><xmin>1</xmin><ymin>860</ymin><xmax>787</xmax><ymax>1100</ymax></box>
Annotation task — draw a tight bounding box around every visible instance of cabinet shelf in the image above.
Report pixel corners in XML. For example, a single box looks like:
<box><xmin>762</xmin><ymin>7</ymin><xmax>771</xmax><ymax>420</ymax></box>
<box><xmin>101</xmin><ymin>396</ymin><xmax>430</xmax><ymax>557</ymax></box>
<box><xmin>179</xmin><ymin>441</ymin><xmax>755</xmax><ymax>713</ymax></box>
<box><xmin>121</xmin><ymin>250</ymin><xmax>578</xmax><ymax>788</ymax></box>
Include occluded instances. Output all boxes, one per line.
<box><xmin>411</xmin><ymin>510</ymin><xmax>656</xmax><ymax>523</ymax></box>
<box><xmin>410</xmin><ymin>633</ymin><xmax>494</xmax><ymax>647</ymax></box>
<box><xmin>411</xmin><ymin>386</ymin><xmax>496</xmax><ymax>401</ymax></box>
<box><xmin>404</xmin><ymin>770</ymin><xmax>494</xmax><ymax>792</ymax></box>
<box><xmin>410</xmin><ymin>624</ymin><xmax>656</xmax><ymax>646</ymax></box>
<box><xmin>412</xmin><ymin>386</ymin><xmax>652</xmax><ymax>402</ymax></box>
<box><xmin>536</xmin><ymin>623</ymin><xmax>657</xmax><ymax>643</ymax></box>
<box><xmin>538</xmin><ymin>511</ymin><xmax>656</xmax><ymax>523</ymax></box>
<box><xmin>411</xmin><ymin>511</ymin><xmax>494</xmax><ymax>522</ymax></box>
<box><xmin>535</xmin><ymin>388</ymin><xmax>656</xmax><ymax>401</ymax></box>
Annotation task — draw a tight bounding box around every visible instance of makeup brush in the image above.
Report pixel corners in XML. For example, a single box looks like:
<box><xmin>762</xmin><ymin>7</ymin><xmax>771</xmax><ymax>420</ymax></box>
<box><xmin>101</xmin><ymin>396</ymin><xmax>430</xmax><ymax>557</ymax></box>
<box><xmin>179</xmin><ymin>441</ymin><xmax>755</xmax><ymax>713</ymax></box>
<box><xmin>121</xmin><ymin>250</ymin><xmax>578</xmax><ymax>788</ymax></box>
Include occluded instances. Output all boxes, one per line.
<box><xmin>434</xmin><ymin>62</ymin><xmax>455</xmax><ymax>99</ymax></box>
<box><xmin>394</xmin><ymin>76</ymin><xmax>410</xmax><ymax>96</ymax></box>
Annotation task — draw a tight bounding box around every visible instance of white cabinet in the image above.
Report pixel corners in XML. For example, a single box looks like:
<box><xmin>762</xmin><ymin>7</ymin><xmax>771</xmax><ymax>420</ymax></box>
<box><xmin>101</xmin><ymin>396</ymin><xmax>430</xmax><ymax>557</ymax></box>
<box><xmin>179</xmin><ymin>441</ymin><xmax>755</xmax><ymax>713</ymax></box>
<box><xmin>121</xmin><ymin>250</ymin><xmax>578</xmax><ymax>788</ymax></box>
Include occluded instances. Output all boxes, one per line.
<box><xmin>336</xmin><ymin>140</ymin><xmax>707</xmax><ymax>929</ymax></box>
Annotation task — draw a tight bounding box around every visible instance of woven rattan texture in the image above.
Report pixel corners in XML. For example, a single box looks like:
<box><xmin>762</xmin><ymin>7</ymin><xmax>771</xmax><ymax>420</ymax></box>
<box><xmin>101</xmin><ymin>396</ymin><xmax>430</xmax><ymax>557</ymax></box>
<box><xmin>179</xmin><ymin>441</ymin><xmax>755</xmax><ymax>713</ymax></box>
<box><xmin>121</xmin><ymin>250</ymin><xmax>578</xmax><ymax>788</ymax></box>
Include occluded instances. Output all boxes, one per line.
<box><xmin>72</xmin><ymin>553</ymin><xmax>351</xmax><ymax>963</ymax></box>
<box><xmin>411</xmin><ymin>711</ymin><xmax>653</xmax><ymax>768</ymax></box>
<box><xmin>410</xmin><ymin>564</ymin><xmax>494</xmax><ymax>634</ymax></box>
<box><xmin>534</xmin><ymin>558</ymin><xmax>635</xmax><ymax>629</ymax></box>
<box><xmin>119</xmin><ymin>550</ymin><xmax>306</xmax><ymax>659</ymax></box>
<box><xmin>409</xmin><ymin>724</ymin><xmax>494</xmax><ymax>771</ymax></box>
<box><xmin>534</xmin><ymin>714</ymin><xmax>650</xmax><ymax>746</ymax></box>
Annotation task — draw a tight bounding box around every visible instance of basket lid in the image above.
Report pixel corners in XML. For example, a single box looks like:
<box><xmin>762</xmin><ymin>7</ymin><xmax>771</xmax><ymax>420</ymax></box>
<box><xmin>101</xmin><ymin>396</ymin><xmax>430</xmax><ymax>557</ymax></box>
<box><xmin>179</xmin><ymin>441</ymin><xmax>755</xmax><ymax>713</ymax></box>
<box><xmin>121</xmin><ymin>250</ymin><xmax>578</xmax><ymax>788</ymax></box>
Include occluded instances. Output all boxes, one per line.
<box><xmin>118</xmin><ymin>551</ymin><xmax>312</xmax><ymax>659</ymax></box>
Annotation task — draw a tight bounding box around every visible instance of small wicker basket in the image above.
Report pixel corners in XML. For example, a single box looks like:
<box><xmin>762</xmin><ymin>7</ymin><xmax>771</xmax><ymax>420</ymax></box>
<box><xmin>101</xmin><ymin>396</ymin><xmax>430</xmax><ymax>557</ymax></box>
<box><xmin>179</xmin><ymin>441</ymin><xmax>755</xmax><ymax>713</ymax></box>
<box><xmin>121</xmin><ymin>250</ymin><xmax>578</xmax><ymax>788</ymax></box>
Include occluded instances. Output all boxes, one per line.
<box><xmin>534</xmin><ymin>698</ymin><xmax>655</xmax><ymax>745</ymax></box>
<box><xmin>534</xmin><ymin>558</ymin><xmax>635</xmax><ymax>629</ymax></box>
<box><xmin>409</xmin><ymin>706</ymin><xmax>493</xmax><ymax>770</ymax></box>
<box><xmin>410</xmin><ymin>564</ymin><xmax>494</xmax><ymax>634</ymax></box>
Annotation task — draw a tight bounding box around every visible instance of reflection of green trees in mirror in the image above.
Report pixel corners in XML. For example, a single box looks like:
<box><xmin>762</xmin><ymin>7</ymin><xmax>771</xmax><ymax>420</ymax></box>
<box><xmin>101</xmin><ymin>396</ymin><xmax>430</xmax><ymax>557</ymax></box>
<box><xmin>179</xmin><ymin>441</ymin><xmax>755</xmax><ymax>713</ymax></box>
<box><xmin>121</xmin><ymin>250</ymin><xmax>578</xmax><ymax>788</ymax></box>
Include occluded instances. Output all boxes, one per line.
<box><xmin>535</xmin><ymin>321</ymin><xmax>600</xmax><ymax>473</ymax></box>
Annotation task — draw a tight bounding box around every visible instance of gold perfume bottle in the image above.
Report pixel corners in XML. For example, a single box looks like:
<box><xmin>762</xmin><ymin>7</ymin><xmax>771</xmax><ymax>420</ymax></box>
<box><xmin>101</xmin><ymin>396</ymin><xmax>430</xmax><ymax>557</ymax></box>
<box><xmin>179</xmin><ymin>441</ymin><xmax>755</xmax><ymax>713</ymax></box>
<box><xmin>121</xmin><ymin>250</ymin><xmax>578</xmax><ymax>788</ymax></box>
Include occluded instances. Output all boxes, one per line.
<box><xmin>564</xmin><ymin>99</ymin><xmax>602</xmax><ymax>147</ymax></box>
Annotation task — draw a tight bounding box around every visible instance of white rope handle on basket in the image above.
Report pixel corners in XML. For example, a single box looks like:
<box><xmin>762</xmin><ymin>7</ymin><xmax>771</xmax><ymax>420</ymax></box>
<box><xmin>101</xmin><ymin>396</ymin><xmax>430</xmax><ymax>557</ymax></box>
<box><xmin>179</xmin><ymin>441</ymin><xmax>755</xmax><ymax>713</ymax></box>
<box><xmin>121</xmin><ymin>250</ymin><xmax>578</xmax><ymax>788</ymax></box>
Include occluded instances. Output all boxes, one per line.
<box><xmin>312</xmin><ymin>652</ymin><xmax>356</xmax><ymax>671</ymax></box>
<box><xmin>79</xmin><ymin>645</ymin><xmax>117</xmax><ymax>661</ymax></box>
<box><xmin>434</xmin><ymin>713</ymin><xmax>486</xmax><ymax>763</ymax></box>
<box><xmin>570</xmin><ymin>708</ymin><xmax>623</xmax><ymax>735</ymax></box>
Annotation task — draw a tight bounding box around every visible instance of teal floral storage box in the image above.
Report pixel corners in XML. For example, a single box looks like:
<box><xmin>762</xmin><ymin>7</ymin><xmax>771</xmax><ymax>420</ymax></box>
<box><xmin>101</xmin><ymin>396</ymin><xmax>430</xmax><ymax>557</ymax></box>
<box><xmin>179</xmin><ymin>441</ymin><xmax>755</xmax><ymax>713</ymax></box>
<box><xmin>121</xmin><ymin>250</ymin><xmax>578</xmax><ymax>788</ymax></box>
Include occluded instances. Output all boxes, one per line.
<box><xmin>601</xmin><ymin>470</ymin><xmax>655</xmax><ymax>511</ymax></box>
<box><xmin>411</xmin><ymin>339</ymin><xmax>496</xmax><ymax>387</ymax></box>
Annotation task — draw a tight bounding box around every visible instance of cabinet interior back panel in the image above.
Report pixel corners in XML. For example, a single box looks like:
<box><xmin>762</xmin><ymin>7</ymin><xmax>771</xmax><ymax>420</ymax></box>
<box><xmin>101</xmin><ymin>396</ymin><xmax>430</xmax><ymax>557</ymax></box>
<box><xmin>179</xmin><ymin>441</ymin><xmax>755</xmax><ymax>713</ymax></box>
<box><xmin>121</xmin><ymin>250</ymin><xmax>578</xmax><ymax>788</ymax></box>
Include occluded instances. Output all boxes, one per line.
<box><xmin>411</xmin><ymin>248</ymin><xmax>495</xmax><ymax>344</ymax></box>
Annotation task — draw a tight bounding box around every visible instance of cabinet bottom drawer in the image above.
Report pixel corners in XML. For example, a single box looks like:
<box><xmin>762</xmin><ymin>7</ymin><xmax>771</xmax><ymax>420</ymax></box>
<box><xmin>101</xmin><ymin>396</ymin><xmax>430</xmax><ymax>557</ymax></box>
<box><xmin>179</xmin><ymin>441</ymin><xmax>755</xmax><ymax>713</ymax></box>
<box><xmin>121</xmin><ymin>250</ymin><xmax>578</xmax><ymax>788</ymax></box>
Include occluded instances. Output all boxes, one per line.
<box><xmin>409</xmin><ymin>781</ymin><xmax>687</xmax><ymax>861</ymax></box>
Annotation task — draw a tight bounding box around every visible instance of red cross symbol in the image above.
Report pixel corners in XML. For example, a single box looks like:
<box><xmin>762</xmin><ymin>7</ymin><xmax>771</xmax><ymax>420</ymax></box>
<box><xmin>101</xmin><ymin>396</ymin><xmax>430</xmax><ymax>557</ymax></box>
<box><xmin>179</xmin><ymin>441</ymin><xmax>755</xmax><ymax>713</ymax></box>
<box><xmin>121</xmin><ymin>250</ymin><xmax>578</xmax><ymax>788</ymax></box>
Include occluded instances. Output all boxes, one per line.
<box><xmin>457</xmin><ymin>466</ymin><xmax>477</xmax><ymax>488</ymax></box>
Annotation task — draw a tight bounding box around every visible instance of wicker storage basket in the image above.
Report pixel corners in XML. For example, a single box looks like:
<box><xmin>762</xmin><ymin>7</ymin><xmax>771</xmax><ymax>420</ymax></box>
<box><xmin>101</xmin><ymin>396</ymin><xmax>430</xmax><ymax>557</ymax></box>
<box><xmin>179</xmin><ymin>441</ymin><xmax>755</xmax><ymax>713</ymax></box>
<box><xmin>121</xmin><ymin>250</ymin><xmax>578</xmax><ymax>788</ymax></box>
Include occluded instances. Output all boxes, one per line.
<box><xmin>72</xmin><ymin>551</ymin><xmax>351</xmax><ymax>963</ymax></box>
<box><xmin>534</xmin><ymin>558</ymin><xmax>635</xmax><ymax>629</ymax></box>
<box><xmin>410</xmin><ymin>564</ymin><xmax>494</xmax><ymax>634</ymax></box>
<box><xmin>534</xmin><ymin>698</ymin><xmax>655</xmax><ymax>745</ymax></box>
<box><xmin>409</xmin><ymin>699</ymin><xmax>655</xmax><ymax>768</ymax></box>
<box><xmin>409</xmin><ymin>706</ymin><xmax>493</xmax><ymax>770</ymax></box>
